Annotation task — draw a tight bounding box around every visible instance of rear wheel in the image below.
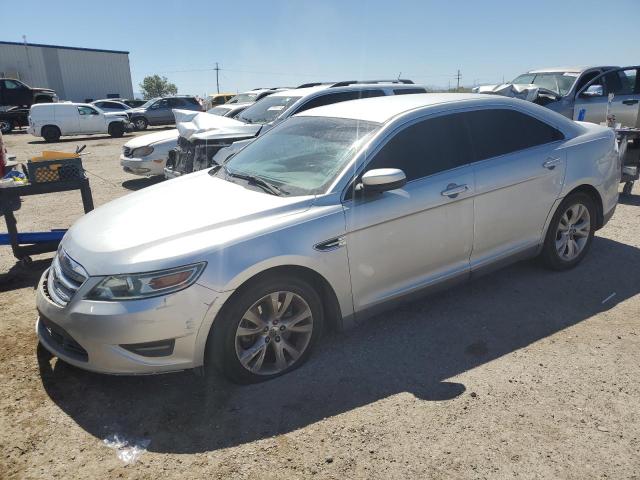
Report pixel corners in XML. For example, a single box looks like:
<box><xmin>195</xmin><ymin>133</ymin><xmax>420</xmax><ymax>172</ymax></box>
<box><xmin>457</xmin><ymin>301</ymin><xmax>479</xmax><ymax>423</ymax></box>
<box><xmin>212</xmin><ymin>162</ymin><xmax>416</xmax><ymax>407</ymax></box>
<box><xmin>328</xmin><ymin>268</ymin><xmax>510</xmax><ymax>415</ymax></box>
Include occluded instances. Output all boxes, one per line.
<box><xmin>623</xmin><ymin>181</ymin><xmax>634</xmax><ymax>196</ymax></box>
<box><xmin>540</xmin><ymin>192</ymin><xmax>596</xmax><ymax>270</ymax></box>
<box><xmin>207</xmin><ymin>275</ymin><xmax>323</xmax><ymax>384</ymax></box>
<box><xmin>42</xmin><ymin>125</ymin><xmax>61</xmax><ymax>143</ymax></box>
<box><xmin>133</xmin><ymin>117</ymin><xmax>148</xmax><ymax>130</ymax></box>
<box><xmin>108</xmin><ymin>122</ymin><xmax>125</xmax><ymax>138</ymax></box>
<box><xmin>0</xmin><ymin>120</ymin><xmax>13</xmax><ymax>134</ymax></box>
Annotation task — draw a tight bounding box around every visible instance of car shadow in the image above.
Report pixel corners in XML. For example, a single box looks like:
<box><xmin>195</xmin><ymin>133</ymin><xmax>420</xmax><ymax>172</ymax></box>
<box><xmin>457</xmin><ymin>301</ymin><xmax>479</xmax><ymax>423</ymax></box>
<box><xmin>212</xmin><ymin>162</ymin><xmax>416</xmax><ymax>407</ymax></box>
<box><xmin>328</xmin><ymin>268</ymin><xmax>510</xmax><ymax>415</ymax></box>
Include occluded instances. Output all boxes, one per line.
<box><xmin>0</xmin><ymin>258</ymin><xmax>50</xmax><ymax>292</ymax></box>
<box><xmin>37</xmin><ymin>236</ymin><xmax>640</xmax><ymax>454</ymax></box>
<box><xmin>619</xmin><ymin>192</ymin><xmax>640</xmax><ymax>206</ymax></box>
<box><xmin>122</xmin><ymin>176</ymin><xmax>164</xmax><ymax>191</ymax></box>
<box><xmin>28</xmin><ymin>134</ymin><xmax>131</xmax><ymax>145</ymax></box>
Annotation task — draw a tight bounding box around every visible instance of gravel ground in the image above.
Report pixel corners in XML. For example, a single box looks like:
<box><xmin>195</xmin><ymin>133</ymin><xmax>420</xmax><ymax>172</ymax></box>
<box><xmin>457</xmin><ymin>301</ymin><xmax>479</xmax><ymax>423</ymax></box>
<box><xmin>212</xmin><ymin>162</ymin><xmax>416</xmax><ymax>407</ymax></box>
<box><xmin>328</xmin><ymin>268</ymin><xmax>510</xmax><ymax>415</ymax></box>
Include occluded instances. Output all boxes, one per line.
<box><xmin>1</xmin><ymin>129</ymin><xmax>639</xmax><ymax>479</ymax></box>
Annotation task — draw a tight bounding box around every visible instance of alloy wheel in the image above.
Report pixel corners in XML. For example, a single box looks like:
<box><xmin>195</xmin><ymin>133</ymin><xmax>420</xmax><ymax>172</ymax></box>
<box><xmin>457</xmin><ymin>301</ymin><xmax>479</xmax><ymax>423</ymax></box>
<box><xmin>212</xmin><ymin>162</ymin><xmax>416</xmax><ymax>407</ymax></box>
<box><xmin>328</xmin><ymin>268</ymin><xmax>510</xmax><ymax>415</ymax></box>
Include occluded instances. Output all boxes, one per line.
<box><xmin>235</xmin><ymin>291</ymin><xmax>314</xmax><ymax>375</ymax></box>
<box><xmin>555</xmin><ymin>202</ymin><xmax>591</xmax><ymax>261</ymax></box>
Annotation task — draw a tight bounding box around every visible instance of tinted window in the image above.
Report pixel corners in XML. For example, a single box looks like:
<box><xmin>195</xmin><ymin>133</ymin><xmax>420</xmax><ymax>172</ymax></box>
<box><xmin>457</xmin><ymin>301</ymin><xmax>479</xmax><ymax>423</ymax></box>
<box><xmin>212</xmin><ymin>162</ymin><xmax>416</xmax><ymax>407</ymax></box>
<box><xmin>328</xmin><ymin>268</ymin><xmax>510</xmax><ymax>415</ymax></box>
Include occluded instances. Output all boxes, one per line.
<box><xmin>465</xmin><ymin>109</ymin><xmax>563</xmax><ymax>161</ymax></box>
<box><xmin>393</xmin><ymin>88</ymin><xmax>427</xmax><ymax>95</ymax></box>
<box><xmin>603</xmin><ymin>69</ymin><xmax>639</xmax><ymax>95</ymax></box>
<box><xmin>575</xmin><ymin>71</ymin><xmax>600</xmax><ymax>92</ymax></box>
<box><xmin>367</xmin><ymin>113</ymin><xmax>474</xmax><ymax>181</ymax></box>
<box><xmin>168</xmin><ymin>98</ymin><xmax>186</xmax><ymax>107</ymax></box>
<box><xmin>296</xmin><ymin>90</ymin><xmax>385</xmax><ymax>113</ymax></box>
<box><xmin>152</xmin><ymin>99</ymin><xmax>170</xmax><ymax>109</ymax></box>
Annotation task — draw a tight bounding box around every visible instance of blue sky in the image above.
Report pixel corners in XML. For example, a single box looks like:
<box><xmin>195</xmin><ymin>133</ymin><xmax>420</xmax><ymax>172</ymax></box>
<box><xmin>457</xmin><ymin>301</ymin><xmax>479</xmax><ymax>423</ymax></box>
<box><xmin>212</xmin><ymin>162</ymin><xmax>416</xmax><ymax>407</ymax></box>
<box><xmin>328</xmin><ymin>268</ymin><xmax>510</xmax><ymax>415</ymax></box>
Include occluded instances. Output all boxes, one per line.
<box><xmin>3</xmin><ymin>0</ymin><xmax>638</xmax><ymax>96</ymax></box>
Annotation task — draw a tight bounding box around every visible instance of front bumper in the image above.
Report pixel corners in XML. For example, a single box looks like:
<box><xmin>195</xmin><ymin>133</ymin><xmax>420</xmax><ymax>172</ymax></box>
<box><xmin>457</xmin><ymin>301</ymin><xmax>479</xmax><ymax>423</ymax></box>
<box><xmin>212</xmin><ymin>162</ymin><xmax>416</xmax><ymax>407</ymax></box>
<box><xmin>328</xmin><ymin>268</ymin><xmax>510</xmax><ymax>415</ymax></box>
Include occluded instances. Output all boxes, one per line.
<box><xmin>120</xmin><ymin>154</ymin><xmax>166</xmax><ymax>176</ymax></box>
<box><xmin>35</xmin><ymin>268</ymin><xmax>217</xmax><ymax>374</ymax></box>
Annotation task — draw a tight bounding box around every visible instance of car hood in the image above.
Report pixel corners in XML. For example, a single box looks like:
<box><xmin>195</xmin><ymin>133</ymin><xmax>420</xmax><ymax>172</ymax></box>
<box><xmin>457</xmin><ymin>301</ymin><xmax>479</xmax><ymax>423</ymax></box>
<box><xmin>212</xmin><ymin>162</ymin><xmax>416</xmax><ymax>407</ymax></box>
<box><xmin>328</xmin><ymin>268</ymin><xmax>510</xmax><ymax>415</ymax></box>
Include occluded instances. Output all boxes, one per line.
<box><xmin>31</xmin><ymin>87</ymin><xmax>56</xmax><ymax>94</ymax></box>
<box><xmin>62</xmin><ymin>170</ymin><xmax>314</xmax><ymax>275</ymax></box>
<box><xmin>174</xmin><ymin>109</ymin><xmax>259</xmax><ymax>140</ymax></box>
<box><xmin>474</xmin><ymin>83</ymin><xmax>561</xmax><ymax>101</ymax></box>
<box><xmin>124</xmin><ymin>129</ymin><xmax>179</xmax><ymax>148</ymax></box>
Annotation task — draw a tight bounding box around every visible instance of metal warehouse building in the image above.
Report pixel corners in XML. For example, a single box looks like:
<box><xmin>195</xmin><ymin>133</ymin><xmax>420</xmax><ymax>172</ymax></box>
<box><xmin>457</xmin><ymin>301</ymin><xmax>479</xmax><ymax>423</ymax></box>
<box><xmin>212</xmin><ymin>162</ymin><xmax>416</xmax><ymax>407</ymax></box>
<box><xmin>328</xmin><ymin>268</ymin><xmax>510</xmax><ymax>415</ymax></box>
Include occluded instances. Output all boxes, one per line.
<box><xmin>0</xmin><ymin>40</ymin><xmax>134</xmax><ymax>102</ymax></box>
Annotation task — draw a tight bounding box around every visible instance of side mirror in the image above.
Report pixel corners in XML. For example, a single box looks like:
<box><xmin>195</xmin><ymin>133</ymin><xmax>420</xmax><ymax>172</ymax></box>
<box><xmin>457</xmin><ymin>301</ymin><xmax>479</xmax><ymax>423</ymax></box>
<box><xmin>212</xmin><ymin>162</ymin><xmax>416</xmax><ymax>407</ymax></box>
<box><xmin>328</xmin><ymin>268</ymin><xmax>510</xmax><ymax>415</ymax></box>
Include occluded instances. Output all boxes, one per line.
<box><xmin>581</xmin><ymin>84</ymin><xmax>604</xmax><ymax>98</ymax></box>
<box><xmin>360</xmin><ymin>168</ymin><xmax>407</xmax><ymax>193</ymax></box>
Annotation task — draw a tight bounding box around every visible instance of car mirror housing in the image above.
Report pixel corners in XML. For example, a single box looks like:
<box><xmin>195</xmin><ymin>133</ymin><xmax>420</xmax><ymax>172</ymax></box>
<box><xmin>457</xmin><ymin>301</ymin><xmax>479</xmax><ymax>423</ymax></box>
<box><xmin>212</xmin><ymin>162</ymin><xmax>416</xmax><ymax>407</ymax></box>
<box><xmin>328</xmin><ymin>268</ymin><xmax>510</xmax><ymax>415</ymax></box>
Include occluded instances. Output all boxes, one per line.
<box><xmin>361</xmin><ymin>168</ymin><xmax>407</xmax><ymax>193</ymax></box>
<box><xmin>581</xmin><ymin>85</ymin><xmax>604</xmax><ymax>98</ymax></box>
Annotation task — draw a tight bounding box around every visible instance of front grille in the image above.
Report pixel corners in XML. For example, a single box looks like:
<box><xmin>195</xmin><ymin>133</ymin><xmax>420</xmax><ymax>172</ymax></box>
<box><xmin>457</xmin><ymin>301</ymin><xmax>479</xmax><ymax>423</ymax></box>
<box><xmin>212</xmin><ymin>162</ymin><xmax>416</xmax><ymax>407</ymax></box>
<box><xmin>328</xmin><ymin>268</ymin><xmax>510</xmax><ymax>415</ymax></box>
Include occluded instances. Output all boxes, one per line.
<box><xmin>123</xmin><ymin>146</ymin><xmax>133</xmax><ymax>157</ymax></box>
<box><xmin>40</xmin><ymin>316</ymin><xmax>88</xmax><ymax>362</ymax></box>
<box><xmin>46</xmin><ymin>250</ymin><xmax>88</xmax><ymax>307</ymax></box>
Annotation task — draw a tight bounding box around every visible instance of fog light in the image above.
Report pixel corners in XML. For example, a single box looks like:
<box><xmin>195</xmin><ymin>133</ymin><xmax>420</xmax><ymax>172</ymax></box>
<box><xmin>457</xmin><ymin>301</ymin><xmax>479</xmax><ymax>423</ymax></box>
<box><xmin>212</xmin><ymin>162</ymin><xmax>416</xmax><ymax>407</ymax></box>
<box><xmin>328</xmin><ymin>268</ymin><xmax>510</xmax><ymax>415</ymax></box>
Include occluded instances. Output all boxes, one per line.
<box><xmin>121</xmin><ymin>339</ymin><xmax>175</xmax><ymax>357</ymax></box>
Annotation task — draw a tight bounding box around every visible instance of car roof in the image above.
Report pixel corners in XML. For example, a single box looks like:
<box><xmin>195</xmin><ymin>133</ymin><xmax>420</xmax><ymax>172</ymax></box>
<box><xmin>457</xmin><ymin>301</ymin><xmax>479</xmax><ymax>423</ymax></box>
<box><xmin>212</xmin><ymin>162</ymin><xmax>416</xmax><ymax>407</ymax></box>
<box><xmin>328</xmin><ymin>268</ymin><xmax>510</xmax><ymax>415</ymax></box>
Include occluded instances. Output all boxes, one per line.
<box><xmin>297</xmin><ymin>93</ymin><xmax>567</xmax><ymax>124</ymax></box>
<box><xmin>269</xmin><ymin>82</ymin><xmax>423</xmax><ymax>99</ymax></box>
<box><xmin>527</xmin><ymin>66</ymin><xmax>617</xmax><ymax>74</ymax></box>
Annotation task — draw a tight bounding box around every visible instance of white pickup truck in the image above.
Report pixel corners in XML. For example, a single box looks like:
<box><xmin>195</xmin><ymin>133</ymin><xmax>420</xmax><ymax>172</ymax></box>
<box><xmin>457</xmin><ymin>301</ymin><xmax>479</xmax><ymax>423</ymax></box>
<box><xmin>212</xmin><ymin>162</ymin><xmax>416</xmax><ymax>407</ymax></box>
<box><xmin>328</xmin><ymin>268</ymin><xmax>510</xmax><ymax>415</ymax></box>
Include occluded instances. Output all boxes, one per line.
<box><xmin>28</xmin><ymin>103</ymin><xmax>130</xmax><ymax>142</ymax></box>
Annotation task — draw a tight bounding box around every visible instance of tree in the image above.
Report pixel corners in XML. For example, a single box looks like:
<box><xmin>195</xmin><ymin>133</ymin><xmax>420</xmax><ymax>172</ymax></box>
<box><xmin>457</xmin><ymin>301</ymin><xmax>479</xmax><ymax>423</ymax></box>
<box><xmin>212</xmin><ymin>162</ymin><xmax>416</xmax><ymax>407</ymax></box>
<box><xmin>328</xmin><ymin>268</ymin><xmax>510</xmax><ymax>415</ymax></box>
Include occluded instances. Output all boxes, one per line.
<box><xmin>139</xmin><ymin>75</ymin><xmax>178</xmax><ymax>99</ymax></box>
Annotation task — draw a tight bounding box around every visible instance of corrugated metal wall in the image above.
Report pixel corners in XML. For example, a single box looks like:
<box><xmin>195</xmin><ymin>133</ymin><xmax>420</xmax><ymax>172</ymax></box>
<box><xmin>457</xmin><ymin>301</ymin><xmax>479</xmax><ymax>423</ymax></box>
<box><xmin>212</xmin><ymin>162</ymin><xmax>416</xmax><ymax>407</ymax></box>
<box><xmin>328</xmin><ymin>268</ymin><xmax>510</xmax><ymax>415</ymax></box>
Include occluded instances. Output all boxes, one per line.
<box><xmin>0</xmin><ymin>43</ymin><xmax>133</xmax><ymax>102</ymax></box>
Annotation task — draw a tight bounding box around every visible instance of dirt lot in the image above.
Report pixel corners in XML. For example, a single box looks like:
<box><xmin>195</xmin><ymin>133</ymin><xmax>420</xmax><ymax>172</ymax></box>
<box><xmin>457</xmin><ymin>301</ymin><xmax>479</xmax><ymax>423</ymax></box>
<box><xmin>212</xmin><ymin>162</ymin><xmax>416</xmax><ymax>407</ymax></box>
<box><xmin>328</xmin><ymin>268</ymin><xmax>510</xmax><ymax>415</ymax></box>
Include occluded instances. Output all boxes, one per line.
<box><xmin>1</xmin><ymin>129</ymin><xmax>639</xmax><ymax>479</ymax></box>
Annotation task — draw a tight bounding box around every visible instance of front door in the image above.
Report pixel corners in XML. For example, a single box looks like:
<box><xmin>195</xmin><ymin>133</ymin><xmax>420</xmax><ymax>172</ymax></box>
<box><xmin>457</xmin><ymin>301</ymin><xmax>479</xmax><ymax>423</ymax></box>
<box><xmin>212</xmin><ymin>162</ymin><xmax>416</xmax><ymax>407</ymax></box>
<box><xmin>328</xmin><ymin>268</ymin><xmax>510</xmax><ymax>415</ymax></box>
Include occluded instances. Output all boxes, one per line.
<box><xmin>343</xmin><ymin>113</ymin><xmax>475</xmax><ymax>314</ymax></box>
<box><xmin>146</xmin><ymin>99</ymin><xmax>171</xmax><ymax>125</ymax></box>
<box><xmin>77</xmin><ymin>106</ymin><xmax>104</xmax><ymax>133</ymax></box>
<box><xmin>465</xmin><ymin>108</ymin><xmax>567</xmax><ymax>268</ymax></box>
<box><xmin>574</xmin><ymin>66</ymin><xmax>640</xmax><ymax>128</ymax></box>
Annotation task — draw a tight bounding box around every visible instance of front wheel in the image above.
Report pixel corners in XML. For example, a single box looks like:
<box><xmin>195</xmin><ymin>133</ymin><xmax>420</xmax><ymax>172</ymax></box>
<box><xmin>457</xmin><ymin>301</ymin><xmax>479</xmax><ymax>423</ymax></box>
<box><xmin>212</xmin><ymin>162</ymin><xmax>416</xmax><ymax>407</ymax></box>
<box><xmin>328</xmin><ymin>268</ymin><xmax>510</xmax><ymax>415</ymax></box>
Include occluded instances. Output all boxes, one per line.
<box><xmin>540</xmin><ymin>192</ymin><xmax>596</xmax><ymax>270</ymax></box>
<box><xmin>132</xmin><ymin>117</ymin><xmax>148</xmax><ymax>130</ymax></box>
<box><xmin>207</xmin><ymin>275</ymin><xmax>324</xmax><ymax>384</ymax></box>
<box><xmin>0</xmin><ymin>120</ymin><xmax>13</xmax><ymax>134</ymax></box>
<box><xmin>108</xmin><ymin>122</ymin><xmax>125</xmax><ymax>138</ymax></box>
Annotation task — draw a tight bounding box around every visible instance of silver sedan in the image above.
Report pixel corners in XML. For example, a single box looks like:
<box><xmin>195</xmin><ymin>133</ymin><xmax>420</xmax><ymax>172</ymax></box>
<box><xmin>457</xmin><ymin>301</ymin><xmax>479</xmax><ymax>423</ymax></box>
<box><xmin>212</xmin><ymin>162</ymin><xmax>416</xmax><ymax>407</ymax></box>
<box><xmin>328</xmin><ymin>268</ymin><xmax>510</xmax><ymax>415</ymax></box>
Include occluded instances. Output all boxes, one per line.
<box><xmin>35</xmin><ymin>93</ymin><xmax>620</xmax><ymax>383</ymax></box>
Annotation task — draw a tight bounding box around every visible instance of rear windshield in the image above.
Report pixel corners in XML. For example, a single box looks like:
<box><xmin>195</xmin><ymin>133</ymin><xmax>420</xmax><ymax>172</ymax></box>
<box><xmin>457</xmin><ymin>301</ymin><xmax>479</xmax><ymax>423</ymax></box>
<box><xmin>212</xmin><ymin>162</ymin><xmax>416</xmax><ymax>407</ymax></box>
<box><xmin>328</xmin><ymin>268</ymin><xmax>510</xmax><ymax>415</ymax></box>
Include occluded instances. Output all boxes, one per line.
<box><xmin>228</xmin><ymin>93</ymin><xmax>258</xmax><ymax>104</ymax></box>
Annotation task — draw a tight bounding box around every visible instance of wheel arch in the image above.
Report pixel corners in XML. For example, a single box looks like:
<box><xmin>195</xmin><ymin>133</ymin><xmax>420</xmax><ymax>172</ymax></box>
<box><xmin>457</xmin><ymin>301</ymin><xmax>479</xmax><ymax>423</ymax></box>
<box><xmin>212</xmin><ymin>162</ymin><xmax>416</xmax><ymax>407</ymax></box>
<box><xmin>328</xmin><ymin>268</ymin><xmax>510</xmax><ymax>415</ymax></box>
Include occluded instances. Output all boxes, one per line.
<box><xmin>566</xmin><ymin>184</ymin><xmax>604</xmax><ymax>229</ymax></box>
<box><xmin>197</xmin><ymin>263</ymin><xmax>344</xmax><ymax>369</ymax></box>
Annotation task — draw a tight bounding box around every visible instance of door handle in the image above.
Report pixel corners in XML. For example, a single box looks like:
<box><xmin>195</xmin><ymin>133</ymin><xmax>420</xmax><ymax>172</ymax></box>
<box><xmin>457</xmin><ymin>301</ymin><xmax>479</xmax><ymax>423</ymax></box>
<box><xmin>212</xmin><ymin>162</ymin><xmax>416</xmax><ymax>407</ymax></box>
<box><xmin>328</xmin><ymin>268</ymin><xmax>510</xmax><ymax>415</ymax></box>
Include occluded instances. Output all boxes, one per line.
<box><xmin>622</xmin><ymin>99</ymin><xmax>639</xmax><ymax>105</ymax></box>
<box><xmin>543</xmin><ymin>158</ymin><xmax>561</xmax><ymax>170</ymax></box>
<box><xmin>441</xmin><ymin>183</ymin><xmax>469</xmax><ymax>198</ymax></box>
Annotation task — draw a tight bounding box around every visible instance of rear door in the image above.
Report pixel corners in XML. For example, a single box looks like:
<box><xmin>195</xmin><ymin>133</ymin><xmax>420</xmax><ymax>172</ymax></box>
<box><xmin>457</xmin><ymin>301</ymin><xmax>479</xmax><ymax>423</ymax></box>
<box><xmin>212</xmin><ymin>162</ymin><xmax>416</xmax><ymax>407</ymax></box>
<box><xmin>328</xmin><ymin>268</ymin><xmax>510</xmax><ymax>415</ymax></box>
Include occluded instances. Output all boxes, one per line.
<box><xmin>467</xmin><ymin>108</ymin><xmax>567</xmax><ymax>269</ymax></box>
<box><xmin>574</xmin><ymin>66</ymin><xmax>640</xmax><ymax>127</ymax></box>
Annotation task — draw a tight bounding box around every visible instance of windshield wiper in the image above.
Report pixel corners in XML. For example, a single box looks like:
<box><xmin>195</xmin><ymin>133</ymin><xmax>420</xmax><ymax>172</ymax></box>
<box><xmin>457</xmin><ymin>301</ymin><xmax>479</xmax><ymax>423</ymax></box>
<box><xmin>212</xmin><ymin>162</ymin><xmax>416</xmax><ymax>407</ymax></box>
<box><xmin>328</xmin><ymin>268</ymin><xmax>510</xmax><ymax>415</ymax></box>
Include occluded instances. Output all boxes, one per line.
<box><xmin>224</xmin><ymin>166</ymin><xmax>288</xmax><ymax>196</ymax></box>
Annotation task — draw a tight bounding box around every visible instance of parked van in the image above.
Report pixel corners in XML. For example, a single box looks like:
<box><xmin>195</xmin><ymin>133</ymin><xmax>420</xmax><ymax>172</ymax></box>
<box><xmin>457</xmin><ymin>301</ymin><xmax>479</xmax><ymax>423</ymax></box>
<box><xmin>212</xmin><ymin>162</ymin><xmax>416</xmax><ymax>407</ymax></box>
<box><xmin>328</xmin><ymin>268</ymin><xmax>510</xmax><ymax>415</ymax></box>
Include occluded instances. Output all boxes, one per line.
<box><xmin>28</xmin><ymin>103</ymin><xmax>130</xmax><ymax>142</ymax></box>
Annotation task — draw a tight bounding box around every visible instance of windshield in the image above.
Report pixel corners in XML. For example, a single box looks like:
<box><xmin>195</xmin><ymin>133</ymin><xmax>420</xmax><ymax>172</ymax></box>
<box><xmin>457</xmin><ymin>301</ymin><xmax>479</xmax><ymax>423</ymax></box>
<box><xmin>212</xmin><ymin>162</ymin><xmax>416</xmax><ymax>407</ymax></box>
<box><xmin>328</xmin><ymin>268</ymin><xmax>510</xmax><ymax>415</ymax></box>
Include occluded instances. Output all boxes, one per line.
<box><xmin>237</xmin><ymin>95</ymin><xmax>301</xmax><ymax>124</ymax></box>
<box><xmin>228</xmin><ymin>93</ymin><xmax>258</xmax><ymax>104</ymax></box>
<box><xmin>207</xmin><ymin>106</ymin><xmax>231</xmax><ymax>116</ymax></box>
<box><xmin>217</xmin><ymin>116</ymin><xmax>380</xmax><ymax>196</ymax></box>
<box><xmin>139</xmin><ymin>98</ymin><xmax>159</xmax><ymax>109</ymax></box>
<box><xmin>511</xmin><ymin>72</ymin><xmax>578</xmax><ymax>96</ymax></box>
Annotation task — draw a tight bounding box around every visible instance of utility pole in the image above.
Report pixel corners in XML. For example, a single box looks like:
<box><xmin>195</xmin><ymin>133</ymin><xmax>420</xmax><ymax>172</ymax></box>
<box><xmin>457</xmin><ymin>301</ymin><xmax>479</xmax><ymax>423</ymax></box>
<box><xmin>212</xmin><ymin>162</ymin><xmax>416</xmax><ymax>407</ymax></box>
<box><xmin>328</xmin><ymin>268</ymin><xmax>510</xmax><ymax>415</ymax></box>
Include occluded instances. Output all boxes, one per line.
<box><xmin>456</xmin><ymin>69</ymin><xmax>461</xmax><ymax>91</ymax></box>
<box><xmin>214</xmin><ymin>62</ymin><xmax>220</xmax><ymax>93</ymax></box>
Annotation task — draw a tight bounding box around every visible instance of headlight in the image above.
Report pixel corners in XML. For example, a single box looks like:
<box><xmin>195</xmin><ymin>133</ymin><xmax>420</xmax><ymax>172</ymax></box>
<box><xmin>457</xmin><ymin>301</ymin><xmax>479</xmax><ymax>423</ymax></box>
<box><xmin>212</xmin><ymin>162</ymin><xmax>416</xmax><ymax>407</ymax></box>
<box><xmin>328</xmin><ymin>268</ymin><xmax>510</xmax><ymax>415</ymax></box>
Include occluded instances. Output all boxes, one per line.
<box><xmin>131</xmin><ymin>146</ymin><xmax>154</xmax><ymax>157</ymax></box>
<box><xmin>86</xmin><ymin>262</ymin><xmax>206</xmax><ymax>301</ymax></box>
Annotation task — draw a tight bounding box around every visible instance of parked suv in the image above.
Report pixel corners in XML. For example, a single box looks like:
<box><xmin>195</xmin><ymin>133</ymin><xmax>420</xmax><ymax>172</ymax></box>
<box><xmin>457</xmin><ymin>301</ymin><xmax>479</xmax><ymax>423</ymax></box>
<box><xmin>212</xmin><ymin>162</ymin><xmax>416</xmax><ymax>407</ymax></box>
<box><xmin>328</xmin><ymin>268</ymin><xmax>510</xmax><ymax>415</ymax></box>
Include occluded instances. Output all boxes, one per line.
<box><xmin>128</xmin><ymin>96</ymin><xmax>203</xmax><ymax>130</ymax></box>
<box><xmin>91</xmin><ymin>99</ymin><xmax>132</xmax><ymax>114</ymax></box>
<box><xmin>28</xmin><ymin>103</ymin><xmax>130</xmax><ymax>142</ymax></box>
<box><xmin>0</xmin><ymin>78</ymin><xmax>57</xmax><ymax>107</ymax></box>
<box><xmin>35</xmin><ymin>94</ymin><xmax>619</xmax><ymax>382</ymax></box>
<box><xmin>165</xmin><ymin>80</ymin><xmax>427</xmax><ymax>178</ymax></box>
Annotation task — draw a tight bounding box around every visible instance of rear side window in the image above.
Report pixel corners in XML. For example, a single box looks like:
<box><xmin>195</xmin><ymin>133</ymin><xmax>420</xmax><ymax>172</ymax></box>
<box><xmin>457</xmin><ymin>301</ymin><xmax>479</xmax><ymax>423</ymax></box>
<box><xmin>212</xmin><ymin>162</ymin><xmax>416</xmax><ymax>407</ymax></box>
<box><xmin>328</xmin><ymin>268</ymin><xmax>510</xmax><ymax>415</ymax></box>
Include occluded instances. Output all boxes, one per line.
<box><xmin>183</xmin><ymin>97</ymin><xmax>200</xmax><ymax>106</ymax></box>
<box><xmin>465</xmin><ymin>109</ymin><xmax>563</xmax><ymax>161</ymax></box>
<box><xmin>168</xmin><ymin>98</ymin><xmax>187</xmax><ymax>107</ymax></box>
<box><xmin>367</xmin><ymin>113</ymin><xmax>474</xmax><ymax>181</ymax></box>
<box><xmin>296</xmin><ymin>90</ymin><xmax>385</xmax><ymax>113</ymax></box>
<box><xmin>393</xmin><ymin>88</ymin><xmax>427</xmax><ymax>95</ymax></box>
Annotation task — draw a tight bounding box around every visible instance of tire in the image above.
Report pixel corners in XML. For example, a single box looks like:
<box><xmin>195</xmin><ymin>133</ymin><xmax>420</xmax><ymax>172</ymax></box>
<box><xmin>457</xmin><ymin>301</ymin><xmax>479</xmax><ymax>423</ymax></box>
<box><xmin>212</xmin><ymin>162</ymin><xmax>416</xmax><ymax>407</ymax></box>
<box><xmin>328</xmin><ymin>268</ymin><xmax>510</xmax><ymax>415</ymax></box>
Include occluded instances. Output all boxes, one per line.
<box><xmin>132</xmin><ymin>117</ymin><xmax>148</xmax><ymax>130</ymax></box>
<box><xmin>108</xmin><ymin>122</ymin><xmax>125</xmax><ymax>138</ymax></box>
<box><xmin>622</xmin><ymin>181</ymin><xmax>634</xmax><ymax>196</ymax></box>
<box><xmin>207</xmin><ymin>274</ymin><xmax>324</xmax><ymax>384</ymax></box>
<box><xmin>42</xmin><ymin>125</ymin><xmax>61</xmax><ymax>143</ymax></box>
<box><xmin>0</xmin><ymin>120</ymin><xmax>13</xmax><ymax>134</ymax></box>
<box><xmin>540</xmin><ymin>192</ymin><xmax>597</xmax><ymax>271</ymax></box>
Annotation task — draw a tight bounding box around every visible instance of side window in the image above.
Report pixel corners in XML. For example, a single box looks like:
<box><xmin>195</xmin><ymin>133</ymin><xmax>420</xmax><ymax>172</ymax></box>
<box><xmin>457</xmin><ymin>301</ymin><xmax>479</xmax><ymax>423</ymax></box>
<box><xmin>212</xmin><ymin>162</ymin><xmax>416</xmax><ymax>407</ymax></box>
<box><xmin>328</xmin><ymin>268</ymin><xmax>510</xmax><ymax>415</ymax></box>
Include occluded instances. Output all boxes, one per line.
<box><xmin>465</xmin><ymin>109</ymin><xmax>564</xmax><ymax>161</ymax></box>
<box><xmin>393</xmin><ymin>88</ymin><xmax>427</xmax><ymax>95</ymax></box>
<box><xmin>168</xmin><ymin>98</ymin><xmax>185</xmax><ymax>107</ymax></box>
<box><xmin>575</xmin><ymin>71</ymin><xmax>601</xmax><ymax>93</ymax></box>
<box><xmin>4</xmin><ymin>80</ymin><xmax>23</xmax><ymax>89</ymax></box>
<box><xmin>78</xmin><ymin>106</ymin><xmax>99</xmax><ymax>116</ymax></box>
<box><xmin>296</xmin><ymin>90</ymin><xmax>385</xmax><ymax>113</ymax></box>
<box><xmin>366</xmin><ymin>113</ymin><xmax>474</xmax><ymax>182</ymax></box>
<box><xmin>603</xmin><ymin>69</ymin><xmax>638</xmax><ymax>95</ymax></box>
<box><xmin>152</xmin><ymin>99</ymin><xmax>169</xmax><ymax>109</ymax></box>
<box><xmin>108</xmin><ymin>102</ymin><xmax>125</xmax><ymax>110</ymax></box>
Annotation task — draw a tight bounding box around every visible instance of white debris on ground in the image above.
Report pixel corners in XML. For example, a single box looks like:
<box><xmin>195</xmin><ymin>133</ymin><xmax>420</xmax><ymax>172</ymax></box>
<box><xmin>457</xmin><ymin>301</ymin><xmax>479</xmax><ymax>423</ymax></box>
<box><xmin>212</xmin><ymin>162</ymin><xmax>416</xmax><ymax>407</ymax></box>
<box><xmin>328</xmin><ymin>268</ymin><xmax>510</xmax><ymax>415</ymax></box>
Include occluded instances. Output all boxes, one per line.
<box><xmin>602</xmin><ymin>292</ymin><xmax>617</xmax><ymax>304</ymax></box>
<box><xmin>103</xmin><ymin>434</ymin><xmax>151</xmax><ymax>465</ymax></box>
